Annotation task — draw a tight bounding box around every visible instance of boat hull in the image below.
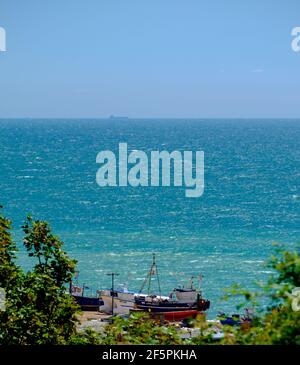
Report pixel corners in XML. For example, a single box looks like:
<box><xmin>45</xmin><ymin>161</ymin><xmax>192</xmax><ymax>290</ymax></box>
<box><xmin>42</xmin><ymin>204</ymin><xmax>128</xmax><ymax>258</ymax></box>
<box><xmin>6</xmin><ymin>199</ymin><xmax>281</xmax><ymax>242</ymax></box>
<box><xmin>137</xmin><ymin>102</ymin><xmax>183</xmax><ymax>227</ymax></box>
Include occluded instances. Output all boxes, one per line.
<box><xmin>136</xmin><ymin>304</ymin><xmax>197</xmax><ymax>312</ymax></box>
<box><xmin>158</xmin><ymin>310</ymin><xmax>201</xmax><ymax>321</ymax></box>
<box><xmin>73</xmin><ymin>295</ymin><xmax>103</xmax><ymax>311</ymax></box>
<box><xmin>135</xmin><ymin>299</ymin><xmax>210</xmax><ymax>313</ymax></box>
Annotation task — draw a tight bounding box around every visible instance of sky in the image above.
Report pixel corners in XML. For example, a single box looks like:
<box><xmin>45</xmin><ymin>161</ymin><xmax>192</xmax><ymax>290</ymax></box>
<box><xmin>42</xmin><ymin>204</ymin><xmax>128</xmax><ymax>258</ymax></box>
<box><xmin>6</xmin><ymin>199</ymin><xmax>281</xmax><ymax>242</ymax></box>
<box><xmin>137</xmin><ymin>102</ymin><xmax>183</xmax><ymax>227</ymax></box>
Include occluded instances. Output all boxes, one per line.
<box><xmin>0</xmin><ymin>0</ymin><xmax>300</xmax><ymax>118</ymax></box>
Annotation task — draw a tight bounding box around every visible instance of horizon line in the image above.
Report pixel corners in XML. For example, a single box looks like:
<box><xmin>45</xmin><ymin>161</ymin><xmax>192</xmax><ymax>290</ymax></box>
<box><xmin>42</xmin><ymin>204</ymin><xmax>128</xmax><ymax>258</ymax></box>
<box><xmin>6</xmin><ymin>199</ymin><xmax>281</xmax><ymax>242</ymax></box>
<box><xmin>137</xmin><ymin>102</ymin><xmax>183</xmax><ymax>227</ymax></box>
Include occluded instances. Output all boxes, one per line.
<box><xmin>1</xmin><ymin>117</ymin><xmax>300</xmax><ymax>120</ymax></box>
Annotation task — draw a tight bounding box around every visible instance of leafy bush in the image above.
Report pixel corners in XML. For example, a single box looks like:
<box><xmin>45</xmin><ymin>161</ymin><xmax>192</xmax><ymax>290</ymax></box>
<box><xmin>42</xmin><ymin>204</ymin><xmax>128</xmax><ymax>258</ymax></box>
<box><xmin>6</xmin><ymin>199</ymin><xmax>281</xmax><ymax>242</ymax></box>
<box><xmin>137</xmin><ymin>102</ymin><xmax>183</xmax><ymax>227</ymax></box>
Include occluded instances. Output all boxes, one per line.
<box><xmin>218</xmin><ymin>243</ymin><xmax>300</xmax><ymax>345</ymax></box>
<box><xmin>0</xmin><ymin>209</ymin><xmax>79</xmax><ymax>344</ymax></box>
<box><xmin>100</xmin><ymin>312</ymin><xmax>183</xmax><ymax>345</ymax></box>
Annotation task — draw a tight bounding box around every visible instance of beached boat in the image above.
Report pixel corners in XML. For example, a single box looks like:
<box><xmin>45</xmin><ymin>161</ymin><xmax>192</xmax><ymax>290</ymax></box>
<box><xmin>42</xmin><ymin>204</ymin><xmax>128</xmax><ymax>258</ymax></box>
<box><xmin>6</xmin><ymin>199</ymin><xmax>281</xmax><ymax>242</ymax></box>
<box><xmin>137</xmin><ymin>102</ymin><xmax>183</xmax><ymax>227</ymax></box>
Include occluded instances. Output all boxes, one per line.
<box><xmin>98</xmin><ymin>289</ymin><xmax>136</xmax><ymax>315</ymax></box>
<box><xmin>98</xmin><ymin>288</ymin><xmax>153</xmax><ymax>315</ymax></box>
<box><xmin>134</xmin><ymin>254</ymin><xmax>210</xmax><ymax>314</ymax></box>
<box><xmin>135</xmin><ymin>294</ymin><xmax>210</xmax><ymax>312</ymax></box>
<box><xmin>73</xmin><ymin>293</ymin><xmax>102</xmax><ymax>311</ymax></box>
<box><xmin>70</xmin><ymin>278</ymin><xmax>102</xmax><ymax>311</ymax></box>
<box><xmin>218</xmin><ymin>309</ymin><xmax>254</xmax><ymax>326</ymax></box>
<box><xmin>98</xmin><ymin>254</ymin><xmax>210</xmax><ymax>317</ymax></box>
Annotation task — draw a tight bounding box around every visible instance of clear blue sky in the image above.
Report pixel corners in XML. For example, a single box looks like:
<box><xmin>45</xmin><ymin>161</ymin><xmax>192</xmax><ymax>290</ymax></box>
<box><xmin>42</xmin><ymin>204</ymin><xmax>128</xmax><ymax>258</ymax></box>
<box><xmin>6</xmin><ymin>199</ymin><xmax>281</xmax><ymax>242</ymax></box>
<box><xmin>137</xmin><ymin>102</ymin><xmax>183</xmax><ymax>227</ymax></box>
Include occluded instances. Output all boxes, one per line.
<box><xmin>0</xmin><ymin>0</ymin><xmax>300</xmax><ymax>118</ymax></box>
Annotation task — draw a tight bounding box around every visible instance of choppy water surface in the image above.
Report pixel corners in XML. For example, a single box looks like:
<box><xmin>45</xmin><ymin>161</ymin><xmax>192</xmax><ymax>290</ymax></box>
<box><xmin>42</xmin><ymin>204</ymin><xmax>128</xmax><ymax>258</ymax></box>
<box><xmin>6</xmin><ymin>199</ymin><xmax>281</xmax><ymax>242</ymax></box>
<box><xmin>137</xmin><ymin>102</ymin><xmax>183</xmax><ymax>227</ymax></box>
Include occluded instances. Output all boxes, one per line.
<box><xmin>0</xmin><ymin>119</ymin><xmax>299</xmax><ymax>316</ymax></box>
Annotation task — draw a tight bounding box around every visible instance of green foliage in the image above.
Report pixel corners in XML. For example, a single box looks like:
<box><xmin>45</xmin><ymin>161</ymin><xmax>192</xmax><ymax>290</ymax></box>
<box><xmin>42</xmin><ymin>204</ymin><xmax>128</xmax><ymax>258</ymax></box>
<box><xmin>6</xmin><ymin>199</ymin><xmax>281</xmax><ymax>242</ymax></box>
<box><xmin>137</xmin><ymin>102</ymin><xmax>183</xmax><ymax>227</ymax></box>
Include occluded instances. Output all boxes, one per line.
<box><xmin>69</xmin><ymin>328</ymin><xmax>103</xmax><ymax>345</ymax></box>
<box><xmin>0</xmin><ymin>209</ymin><xmax>80</xmax><ymax>345</ymax></box>
<box><xmin>220</xmin><ymin>243</ymin><xmax>300</xmax><ymax>345</ymax></box>
<box><xmin>187</xmin><ymin>315</ymin><xmax>219</xmax><ymax>344</ymax></box>
<box><xmin>0</xmin><ymin>205</ymin><xmax>20</xmax><ymax>287</ymax></box>
<box><xmin>101</xmin><ymin>312</ymin><xmax>183</xmax><ymax>345</ymax></box>
<box><xmin>69</xmin><ymin>313</ymin><xmax>184</xmax><ymax>345</ymax></box>
<box><xmin>22</xmin><ymin>215</ymin><xmax>77</xmax><ymax>289</ymax></box>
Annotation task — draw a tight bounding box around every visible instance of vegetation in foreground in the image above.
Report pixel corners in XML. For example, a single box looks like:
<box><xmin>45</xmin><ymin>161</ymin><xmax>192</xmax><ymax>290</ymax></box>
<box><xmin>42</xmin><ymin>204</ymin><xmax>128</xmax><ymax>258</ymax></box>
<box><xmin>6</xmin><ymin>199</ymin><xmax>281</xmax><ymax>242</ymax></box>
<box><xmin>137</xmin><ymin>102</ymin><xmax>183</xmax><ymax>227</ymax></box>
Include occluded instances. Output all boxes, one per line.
<box><xmin>0</xmin><ymin>206</ymin><xmax>299</xmax><ymax>345</ymax></box>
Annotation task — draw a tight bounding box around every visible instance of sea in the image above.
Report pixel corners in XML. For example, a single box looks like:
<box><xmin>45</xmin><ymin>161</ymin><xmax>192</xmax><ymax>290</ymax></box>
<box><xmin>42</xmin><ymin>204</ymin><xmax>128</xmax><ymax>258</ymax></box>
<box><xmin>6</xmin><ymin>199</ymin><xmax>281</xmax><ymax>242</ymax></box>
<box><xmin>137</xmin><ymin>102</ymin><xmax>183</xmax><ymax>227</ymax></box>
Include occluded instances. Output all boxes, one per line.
<box><xmin>0</xmin><ymin>118</ymin><xmax>299</xmax><ymax>317</ymax></box>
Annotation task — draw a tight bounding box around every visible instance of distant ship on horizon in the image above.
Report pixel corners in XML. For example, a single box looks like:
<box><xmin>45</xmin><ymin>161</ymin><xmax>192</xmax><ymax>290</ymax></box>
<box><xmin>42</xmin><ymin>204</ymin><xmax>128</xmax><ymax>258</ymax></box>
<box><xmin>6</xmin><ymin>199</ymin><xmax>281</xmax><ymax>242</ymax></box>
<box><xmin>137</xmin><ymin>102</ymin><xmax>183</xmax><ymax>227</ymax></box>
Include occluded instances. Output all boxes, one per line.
<box><xmin>109</xmin><ymin>115</ymin><xmax>129</xmax><ymax>120</ymax></box>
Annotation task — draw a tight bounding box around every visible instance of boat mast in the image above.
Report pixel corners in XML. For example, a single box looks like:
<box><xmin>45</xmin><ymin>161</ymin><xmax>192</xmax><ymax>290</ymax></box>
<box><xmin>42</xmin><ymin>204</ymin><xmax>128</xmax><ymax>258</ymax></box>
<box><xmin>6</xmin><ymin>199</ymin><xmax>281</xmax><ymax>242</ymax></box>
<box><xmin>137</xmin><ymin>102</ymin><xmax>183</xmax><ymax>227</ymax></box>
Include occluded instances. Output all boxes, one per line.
<box><xmin>139</xmin><ymin>253</ymin><xmax>161</xmax><ymax>297</ymax></box>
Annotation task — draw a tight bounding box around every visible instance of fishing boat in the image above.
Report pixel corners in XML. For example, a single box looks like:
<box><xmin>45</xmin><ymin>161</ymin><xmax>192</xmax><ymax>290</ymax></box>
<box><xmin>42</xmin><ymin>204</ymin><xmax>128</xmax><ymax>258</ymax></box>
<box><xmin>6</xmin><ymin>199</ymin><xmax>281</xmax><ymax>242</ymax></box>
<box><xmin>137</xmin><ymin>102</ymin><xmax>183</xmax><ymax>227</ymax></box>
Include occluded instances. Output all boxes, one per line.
<box><xmin>72</xmin><ymin>292</ymin><xmax>102</xmax><ymax>311</ymax></box>
<box><xmin>98</xmin><ymin>254</ymin><xmax>210</xmax><ymax>318</ymax></box>
<box><xmin>99</xmin><ymin>289</ymin><xmax>137</xmax><ymax>315</ymax></box>
<box><xmin>135</xmin><ymin>295</ymin><xmax>209</xmax><ymax>312</ymax></box>
<box><xmin>98</xmin><ymin>287</ymin><xmax>155</xmax><ymax>315</ymax></box>
<box><xmin>70</xmin><ymin>274</ymin><xmax>102</xmax><ymax>311</ymax></box>
<box><xmin>134</xmin><ymin>254</ymin><xmax>210</xmax><ymax>315</ymax></box>
<box><xmin>218</xmin><ymin>309</ymin><xmax>254</xmax><ymax>326</ymax></box>
<box><xmin>98</xmin><ymin>270</ymin><xmax>169</xmax><ymax>315</ymax></box>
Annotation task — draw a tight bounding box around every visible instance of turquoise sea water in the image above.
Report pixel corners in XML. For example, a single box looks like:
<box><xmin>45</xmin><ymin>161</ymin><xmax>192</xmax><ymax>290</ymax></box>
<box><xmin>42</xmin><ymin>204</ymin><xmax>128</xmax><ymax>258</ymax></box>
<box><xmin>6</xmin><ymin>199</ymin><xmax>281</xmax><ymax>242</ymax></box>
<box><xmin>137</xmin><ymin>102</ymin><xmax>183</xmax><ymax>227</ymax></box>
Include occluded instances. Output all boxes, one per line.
<box><xmin>0</xmin><ymin>119</ymin><xmax>300</xmax><ymax>317</ymax></box>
